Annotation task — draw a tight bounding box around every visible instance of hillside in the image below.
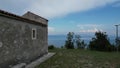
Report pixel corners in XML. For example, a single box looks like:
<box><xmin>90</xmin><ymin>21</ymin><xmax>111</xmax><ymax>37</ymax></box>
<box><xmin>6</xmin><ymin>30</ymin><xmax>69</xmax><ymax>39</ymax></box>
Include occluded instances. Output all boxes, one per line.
<box><xmin>36</xmin><ymin>49</ymin><xmax>120</xmax><ymax>68</ymax></box>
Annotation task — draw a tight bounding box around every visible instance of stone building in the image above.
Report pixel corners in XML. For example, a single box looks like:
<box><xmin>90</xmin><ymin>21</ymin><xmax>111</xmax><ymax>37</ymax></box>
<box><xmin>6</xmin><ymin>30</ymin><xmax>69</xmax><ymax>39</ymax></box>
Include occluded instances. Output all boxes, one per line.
<box><xmin>0</xmin><ymin>10</ymin><xmax>48</xmax><ymax>68</ymax></box>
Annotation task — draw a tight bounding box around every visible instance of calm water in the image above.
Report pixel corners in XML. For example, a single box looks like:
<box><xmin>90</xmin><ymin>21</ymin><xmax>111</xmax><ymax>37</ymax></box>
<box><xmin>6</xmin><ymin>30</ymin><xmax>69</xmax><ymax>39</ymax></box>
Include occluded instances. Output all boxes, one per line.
<box><xmin>48</xmin><ymin>35</ymin><xmax>116</xmax><ymax>48</ymax></box>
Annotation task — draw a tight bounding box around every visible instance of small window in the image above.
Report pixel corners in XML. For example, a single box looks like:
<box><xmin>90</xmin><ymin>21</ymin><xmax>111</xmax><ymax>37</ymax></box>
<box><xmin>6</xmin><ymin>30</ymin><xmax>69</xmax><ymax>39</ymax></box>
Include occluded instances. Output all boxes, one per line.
<box><xmin>32</xmin><ymin>28</ymin><xmax>37</xmax><ymax>40</ymax></box>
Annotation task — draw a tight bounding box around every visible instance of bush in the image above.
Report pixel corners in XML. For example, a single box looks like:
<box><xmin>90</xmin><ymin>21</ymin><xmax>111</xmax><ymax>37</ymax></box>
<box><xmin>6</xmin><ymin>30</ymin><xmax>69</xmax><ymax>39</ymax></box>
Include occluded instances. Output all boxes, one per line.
<box><xmin>61</xmin><ymin>46</ymin><xmax>64</xmax><ymax>49</ymax></box>
<box><xmin>48</xmin><ymin>45</ymin><xmax>55</xmax><ymax>49</ymax></box>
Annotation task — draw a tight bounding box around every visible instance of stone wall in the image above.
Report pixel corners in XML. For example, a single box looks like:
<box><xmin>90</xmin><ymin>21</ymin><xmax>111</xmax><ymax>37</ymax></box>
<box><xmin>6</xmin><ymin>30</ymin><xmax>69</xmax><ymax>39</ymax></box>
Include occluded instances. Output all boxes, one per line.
<box><xmin>0</xmin><ymin>15</ymin><xmax>48</xmax><ymax>68</ymax></box>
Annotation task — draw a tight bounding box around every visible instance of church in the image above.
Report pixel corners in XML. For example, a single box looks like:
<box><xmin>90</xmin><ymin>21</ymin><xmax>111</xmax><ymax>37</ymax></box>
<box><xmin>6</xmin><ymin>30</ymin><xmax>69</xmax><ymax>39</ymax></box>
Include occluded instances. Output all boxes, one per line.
<box><xmin>0</xmin><ymin>9</ymin><xmax>48</xmax><ymax>68</ymax></box>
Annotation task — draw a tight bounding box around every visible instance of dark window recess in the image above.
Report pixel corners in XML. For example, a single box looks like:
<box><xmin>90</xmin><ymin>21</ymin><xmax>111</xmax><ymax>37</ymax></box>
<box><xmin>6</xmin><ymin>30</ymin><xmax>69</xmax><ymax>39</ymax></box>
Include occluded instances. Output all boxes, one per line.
<box><xmin>32</xmin><ymin>29</ymin><xmax>36</xmax><ymax>39</ymax></box>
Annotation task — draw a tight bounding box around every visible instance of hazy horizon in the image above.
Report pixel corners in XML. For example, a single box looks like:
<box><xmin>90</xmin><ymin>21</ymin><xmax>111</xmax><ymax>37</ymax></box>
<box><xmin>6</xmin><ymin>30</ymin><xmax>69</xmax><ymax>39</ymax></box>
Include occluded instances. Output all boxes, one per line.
<box><xmin>48</xmin><ymin>34</ymin><xmax>116</xmax><ymax>47</ymax></box>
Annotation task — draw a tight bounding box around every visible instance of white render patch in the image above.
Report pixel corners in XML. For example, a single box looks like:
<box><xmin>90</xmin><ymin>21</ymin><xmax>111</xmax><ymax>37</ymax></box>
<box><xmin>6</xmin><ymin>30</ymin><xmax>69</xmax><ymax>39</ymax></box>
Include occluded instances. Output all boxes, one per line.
<box><xmin>0</xmin><ymin>42</ymin><xmax>3</xmax><ymax>48</ymax></box>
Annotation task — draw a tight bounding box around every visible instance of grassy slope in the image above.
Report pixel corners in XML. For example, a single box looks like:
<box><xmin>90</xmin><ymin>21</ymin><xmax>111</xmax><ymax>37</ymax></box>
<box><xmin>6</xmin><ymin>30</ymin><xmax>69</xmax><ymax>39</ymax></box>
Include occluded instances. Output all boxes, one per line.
<box><xmin>36</xmin><ymin>49</ymin><xmax>120</xmax><ymax>68</ymax></box>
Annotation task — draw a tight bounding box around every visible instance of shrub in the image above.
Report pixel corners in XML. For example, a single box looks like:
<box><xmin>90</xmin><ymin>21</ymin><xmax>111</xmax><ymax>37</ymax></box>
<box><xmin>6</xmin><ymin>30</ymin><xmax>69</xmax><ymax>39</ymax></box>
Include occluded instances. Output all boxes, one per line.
<box><xmin>48</xmin><ymin>45</ymin><xmax>55</xmax><ymax>49</ymax></box>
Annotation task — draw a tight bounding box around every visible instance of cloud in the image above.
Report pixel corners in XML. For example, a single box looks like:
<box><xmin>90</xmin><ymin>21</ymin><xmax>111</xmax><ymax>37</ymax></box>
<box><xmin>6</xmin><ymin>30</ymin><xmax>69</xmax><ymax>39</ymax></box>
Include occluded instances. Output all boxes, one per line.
<box><xmin>79</xmin><ymin>28</ymin><xmax>101</xmax><ymax>33</ymax></box>
<box><xmin>48</xmin><ymin>27</ymin><xmax>55</xmax><ymax>32</ymax></box>
<box><xmin>26</xmin><ymin>0</ymin><xmax>118</xmax><ymax>18</ymax></box>
<box><xmin>77</xmin><ymin>24</ymin><xmax>103</xmax><ymax>33</ymax></box>
<box><xmin>112</xmin><ymin>1</ymin><xmax>120</xmax><ymax>7</ymax></box>
<box><xmin>0</xmin><ymin>0</ymin><xmax>119</xmax><ymax>18</ymax></box>
<box><xmin>77</xmin><ymin>24</ymin><xmax>102</xmax><ymax>28</ymax></box>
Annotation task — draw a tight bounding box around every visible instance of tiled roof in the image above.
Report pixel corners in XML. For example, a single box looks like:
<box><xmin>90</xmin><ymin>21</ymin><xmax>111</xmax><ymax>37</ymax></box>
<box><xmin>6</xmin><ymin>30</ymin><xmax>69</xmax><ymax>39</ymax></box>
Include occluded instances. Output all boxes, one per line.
<box><xmin>0</xmin><ymin>9</ymin><xmax>48</xmax><ymax>26</ymax></box>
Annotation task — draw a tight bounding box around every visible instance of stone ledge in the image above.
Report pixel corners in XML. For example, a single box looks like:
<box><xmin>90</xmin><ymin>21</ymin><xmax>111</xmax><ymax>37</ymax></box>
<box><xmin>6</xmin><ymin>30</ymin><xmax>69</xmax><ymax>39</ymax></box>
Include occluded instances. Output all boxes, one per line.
<box><xmin>11</xmin><ymin>53</ymin><xmax>55</xmax><ymax>68</ymax></box>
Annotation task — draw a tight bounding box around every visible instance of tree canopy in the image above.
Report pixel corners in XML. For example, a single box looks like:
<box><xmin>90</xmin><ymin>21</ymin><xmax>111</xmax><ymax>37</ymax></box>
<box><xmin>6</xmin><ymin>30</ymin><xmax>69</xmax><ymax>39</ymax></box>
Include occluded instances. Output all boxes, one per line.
<box><xmin>89</xmin><ymin>31</ymin><xmax>112</xmax><ymax>51</ymax></box>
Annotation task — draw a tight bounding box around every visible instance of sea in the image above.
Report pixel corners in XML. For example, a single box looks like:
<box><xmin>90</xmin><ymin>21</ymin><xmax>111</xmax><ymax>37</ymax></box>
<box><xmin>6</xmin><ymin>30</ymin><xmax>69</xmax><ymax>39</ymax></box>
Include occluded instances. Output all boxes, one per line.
<box><xmin>48</xmin><ymin>35</ymin><xmax>116</xmax><ymax>48</ymax></box>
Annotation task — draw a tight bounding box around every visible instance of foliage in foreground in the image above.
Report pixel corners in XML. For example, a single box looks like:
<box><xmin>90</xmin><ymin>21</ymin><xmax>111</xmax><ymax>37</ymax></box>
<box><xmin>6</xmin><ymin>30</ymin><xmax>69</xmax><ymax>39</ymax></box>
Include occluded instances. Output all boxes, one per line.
<box><xmin>36</xmin><ymin>49</ymin><xmax>120</xmax><ymax>68</ymax></box>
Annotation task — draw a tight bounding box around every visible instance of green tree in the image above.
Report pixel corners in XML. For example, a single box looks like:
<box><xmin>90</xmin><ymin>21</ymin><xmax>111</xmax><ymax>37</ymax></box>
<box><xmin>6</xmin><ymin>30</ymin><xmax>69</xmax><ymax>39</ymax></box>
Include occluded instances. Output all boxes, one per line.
<box><xmin>75</xmin><ymin>35</ymin><xmax>86</xmax><ymax>49</ymax></box>
<box><xmin>89</xmin><ymin>31</ymin><xmax>111</xmax><ymax>51</ymax></box>
<box><xmin>65</xmin><ymin>32</ymin><xmax>74</xmax><ymax>49</ymax></box>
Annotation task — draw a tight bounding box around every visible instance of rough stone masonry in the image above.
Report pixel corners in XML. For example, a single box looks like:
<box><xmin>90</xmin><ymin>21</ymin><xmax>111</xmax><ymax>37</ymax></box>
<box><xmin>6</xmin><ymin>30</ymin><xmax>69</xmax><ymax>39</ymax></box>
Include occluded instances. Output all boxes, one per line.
<box><xmin>0</xmin><ymin>10</ymin><xmax>48</xmax><ymax>68</ymax></box>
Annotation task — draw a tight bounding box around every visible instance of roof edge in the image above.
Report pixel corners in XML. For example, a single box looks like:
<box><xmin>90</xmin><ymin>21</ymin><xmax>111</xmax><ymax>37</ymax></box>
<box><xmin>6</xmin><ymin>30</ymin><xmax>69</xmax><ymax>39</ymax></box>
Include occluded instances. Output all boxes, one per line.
<box><xmin>26</xmin><ymin>11</ymin><xmax>48</xmax><ymax>22</ymax></box>
<box><xmin>0</xmin><ymin>9</ymin><xmax>48</xmax><ymax>26</ymax></box>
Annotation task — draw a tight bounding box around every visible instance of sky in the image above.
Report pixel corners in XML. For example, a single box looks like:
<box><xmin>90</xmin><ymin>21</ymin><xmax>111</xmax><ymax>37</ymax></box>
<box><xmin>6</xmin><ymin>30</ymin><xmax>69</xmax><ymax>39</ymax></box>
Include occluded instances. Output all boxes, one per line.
<box><xmin>0</xmin><ymin>0</ymin><xmax>120</xmax><ymax>36</ymax></box>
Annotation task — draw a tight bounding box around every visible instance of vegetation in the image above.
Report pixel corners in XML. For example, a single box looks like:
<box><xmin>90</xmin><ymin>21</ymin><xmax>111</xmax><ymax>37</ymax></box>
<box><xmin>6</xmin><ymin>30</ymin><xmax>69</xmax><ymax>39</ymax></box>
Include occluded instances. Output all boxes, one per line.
<box><xmin>75</xmin><ymin>35</ymin><xmax>86</xmax><ymax>49</ymax></box>
<box><xmin>89</xmin><ymin>31</ymin><xmax>116</xmax><ymax>51</ymax></box>
<box><xmin>36</xmin><ymin>31</ymin><xmax>120</xmax><ymax>68</ymax></box>
<box><xmin>65</xmin><ymin>32</ymin><xmax>74</xmax><ymax>49</ymax></box>
<box><xmin>64</xmin><ymin>31</ymin><xmax>120</xmax><ymax>51</ymax></box>
<box><xmin>117</xmin><ymin>38</ymin><xmax>120</xmax><ymax>51</ymax></box>
<box><xmin>65</xmin><ymin>32</ymin><xmax>86</xmax><ymax>49</ymax></box>
<box><xmin>48</xmin><ymin>45</ymin><xmax>55</xmax><ymax>49</ymax></box>
<box><xmin>36</xmin><ymin>49</ymin><xmax>120</xmax><ymax>68</ymax></box>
